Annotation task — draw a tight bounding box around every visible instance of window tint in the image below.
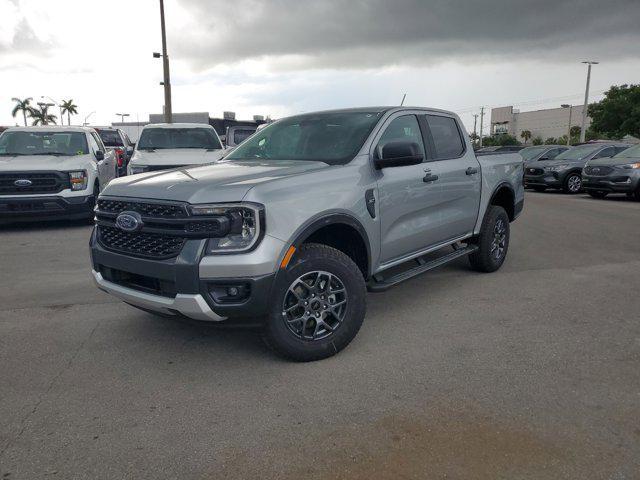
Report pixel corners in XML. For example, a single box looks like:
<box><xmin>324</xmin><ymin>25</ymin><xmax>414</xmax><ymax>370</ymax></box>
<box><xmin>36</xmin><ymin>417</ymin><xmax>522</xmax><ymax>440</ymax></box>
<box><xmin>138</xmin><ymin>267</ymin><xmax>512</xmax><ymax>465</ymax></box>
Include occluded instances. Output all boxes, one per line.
<box><xmin>97</xmin><ymin>129</ymin><xmax>124</xmax><ymax>147</ymax></box>
<box><xmin>376</xmin><ymin>115</ymin><xmax>425</xmax><ymax>158</ymax></box>
<box><xmin>594</xmin><ymin>147</ymin><xmax>615</xmax><ymax>159</ymax></box>
<box><xmin>614</xmin><ymin>146</ymin><xmax>629</xmax><ymax>155</ymax></box>
<box><xmin>425</xmin><ymin>115</ymin><xmax>465</xmax><ymax>159</ymax></box>
<box><xmin>233</xmin><ymin>128</ymin><xmax>255</xmax><ymax>145</ymax></box>
<box><xmin>545</xmin><ymin>149</ymin><xmax>558</xmax><ymax>159</ymax></box>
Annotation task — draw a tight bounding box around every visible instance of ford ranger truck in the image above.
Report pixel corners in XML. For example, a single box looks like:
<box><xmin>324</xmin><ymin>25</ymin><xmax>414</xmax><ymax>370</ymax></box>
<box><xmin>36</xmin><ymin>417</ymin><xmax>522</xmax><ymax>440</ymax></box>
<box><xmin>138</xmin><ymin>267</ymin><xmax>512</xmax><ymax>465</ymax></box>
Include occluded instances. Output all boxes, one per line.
<box><xmin>90</xmin><ymin>107</ymin><xmax>524</xmax><ymax>361</ymax></box>
<box><xmin>0</xmin><ymin>126</ymin><xmax>116</xmax><ymax>222</ymax></box>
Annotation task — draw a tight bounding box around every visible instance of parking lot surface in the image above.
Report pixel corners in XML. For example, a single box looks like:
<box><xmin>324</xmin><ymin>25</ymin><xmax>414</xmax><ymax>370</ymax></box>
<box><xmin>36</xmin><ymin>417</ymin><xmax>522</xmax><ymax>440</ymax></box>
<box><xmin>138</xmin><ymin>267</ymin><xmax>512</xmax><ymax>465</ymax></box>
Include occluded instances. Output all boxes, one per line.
<box><xmin>1</xmin><ymin>192</ymin><xmax>639</xmax><ymax>479</ymax></box>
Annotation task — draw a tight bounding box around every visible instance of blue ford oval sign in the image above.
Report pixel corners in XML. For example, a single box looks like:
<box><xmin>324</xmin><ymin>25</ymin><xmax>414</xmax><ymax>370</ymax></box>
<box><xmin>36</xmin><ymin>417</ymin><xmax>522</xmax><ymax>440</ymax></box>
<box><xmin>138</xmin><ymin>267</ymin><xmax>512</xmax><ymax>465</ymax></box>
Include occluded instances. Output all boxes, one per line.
<box><xmin>14</xmin><ymin>179</ymin><xmax>32</xmax><ymax>187</ymax></box>
<box><xmin>115</xmin><ymin>211</ymin><xmax>143</xmax><ymax>232</ymax></box>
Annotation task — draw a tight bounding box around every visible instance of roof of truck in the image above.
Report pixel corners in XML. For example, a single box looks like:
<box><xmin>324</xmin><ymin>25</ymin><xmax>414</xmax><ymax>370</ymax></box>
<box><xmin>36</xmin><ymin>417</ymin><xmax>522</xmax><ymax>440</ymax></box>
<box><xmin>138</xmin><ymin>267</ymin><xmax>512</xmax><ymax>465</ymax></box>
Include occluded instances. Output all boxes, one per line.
<box><xmin>141</xmin><ymin>123</ymin><xmax>214</xmax><ymax>129</ymax></box>
<box><xmin>4</xmin><ymin>125</ymin><xmax>95</xmax><ymax>133</ymax></box>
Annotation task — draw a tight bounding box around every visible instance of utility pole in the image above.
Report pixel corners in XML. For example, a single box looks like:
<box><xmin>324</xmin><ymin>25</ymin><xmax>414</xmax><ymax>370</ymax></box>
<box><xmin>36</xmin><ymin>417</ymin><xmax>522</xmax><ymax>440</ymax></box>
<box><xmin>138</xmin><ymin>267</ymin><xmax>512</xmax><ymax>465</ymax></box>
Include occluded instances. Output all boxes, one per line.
<box><xmin>580</xmin><ymin>61</ymin><xmax>598</xmax><ymax>143</ymax></box>
<box><xmin>561</xmin><ymin>104</ymin><xmax>572</xmax><ymax>145</ymax></box>
<box><xmin>479</xmin><ymin>107</ymin><xmax>485</xmax><ymax>147</ymax></box>
<box><xmin>472</xmin><ymin>114</ymin><xmax>478</xmax><ymax>145</ymax></box>
<box><xmin>158</xmin><ymin>0</ymin><xmax>172</xmax><ymax>123</ymax></box>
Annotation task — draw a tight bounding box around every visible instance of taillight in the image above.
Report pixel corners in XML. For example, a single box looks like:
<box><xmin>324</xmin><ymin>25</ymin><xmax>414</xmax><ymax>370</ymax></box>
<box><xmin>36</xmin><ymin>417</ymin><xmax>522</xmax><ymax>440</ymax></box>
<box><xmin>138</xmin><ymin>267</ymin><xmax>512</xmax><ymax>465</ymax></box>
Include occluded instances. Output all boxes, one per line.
<box><xmin>115</xmin><ymin>148</ymin><xmax>124</xmax><ymax>167</ymax></box>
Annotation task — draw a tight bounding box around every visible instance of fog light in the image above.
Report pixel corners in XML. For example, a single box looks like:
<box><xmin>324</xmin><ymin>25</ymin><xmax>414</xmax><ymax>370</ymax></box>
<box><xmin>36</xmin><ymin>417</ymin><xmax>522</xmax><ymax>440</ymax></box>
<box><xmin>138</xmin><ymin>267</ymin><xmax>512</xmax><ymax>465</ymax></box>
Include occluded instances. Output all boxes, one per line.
<box><xmin>227</xmin><ymin>287</ymin><xmax>239</xmax><ymax>297</ymax></box>
<box><xmin>208</xmin><ymin>283</ymin><xmax>250</xmax><ymax>304</ymax></box>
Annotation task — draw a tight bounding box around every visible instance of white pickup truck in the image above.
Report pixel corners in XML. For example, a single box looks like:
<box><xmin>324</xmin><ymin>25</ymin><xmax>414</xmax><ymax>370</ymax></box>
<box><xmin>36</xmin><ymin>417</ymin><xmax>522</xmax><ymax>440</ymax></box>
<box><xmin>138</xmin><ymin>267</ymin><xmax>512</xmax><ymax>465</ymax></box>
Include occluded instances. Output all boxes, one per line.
<box><xmin>0</xmin><ymin>126</ymin><xmax>116</xmax><ymax>222</ymax></box>
<box><xmin>127</xmin><ymin>123</ymin><xmax>226</xmax><ymax>175</ymax></box>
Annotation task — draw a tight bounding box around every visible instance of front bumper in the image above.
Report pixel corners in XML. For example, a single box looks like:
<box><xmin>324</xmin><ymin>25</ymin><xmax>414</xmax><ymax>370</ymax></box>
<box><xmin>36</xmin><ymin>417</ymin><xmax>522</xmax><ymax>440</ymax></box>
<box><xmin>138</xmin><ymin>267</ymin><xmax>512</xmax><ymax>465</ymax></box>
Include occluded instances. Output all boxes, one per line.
<box><xmin>582</xmin><ymin>173</ymin><xmax>640</xmax><ymax>193</ymax></box>
<box><xmin>524</xmin><ymin>172</ymin><xmax>564</xmax><ymax>188</ymax></box>
<box><xmin>0</xmin><ymin>194</ymin><xmax>95</xmax><ymax>222</ymax></box>
<box><xmin>90</xmin><ymin>228</ymin><xmax>283</xmax><ymax>321</ymax></box>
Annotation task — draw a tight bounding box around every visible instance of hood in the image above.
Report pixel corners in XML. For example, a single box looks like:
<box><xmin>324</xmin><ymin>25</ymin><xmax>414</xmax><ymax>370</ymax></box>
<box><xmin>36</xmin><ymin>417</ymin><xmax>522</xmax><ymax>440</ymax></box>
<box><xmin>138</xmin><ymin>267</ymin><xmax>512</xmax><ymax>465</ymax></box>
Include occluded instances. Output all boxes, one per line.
<box><xmin>0</xmin><ymin>154</ymin><xmax>93</xmax><ymax>171</ymax></box>
<box><xmin>586</xmin><ymin>156</ymin><xmax>640</xmax><ymax>167</ymax></box>
<box><xmin>130</xmin><ymin>148</ymin><xmax>225</xmax><ymax>166</ymax></box>
<box><xmin>103</xmin><ymin>159</ymin><xmax>330</xmax><ymax>203</ymax></box>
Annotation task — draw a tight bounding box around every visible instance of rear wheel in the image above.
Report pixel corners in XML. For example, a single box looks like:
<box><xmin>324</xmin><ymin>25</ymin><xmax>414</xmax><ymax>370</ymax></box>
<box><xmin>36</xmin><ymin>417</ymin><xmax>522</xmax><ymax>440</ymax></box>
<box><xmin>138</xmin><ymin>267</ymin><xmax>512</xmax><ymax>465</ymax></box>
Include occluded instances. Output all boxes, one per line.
<box><xmin>262</xmin><ymin>243</ymin><xmax>366</xmax><ymax>361</ymax></box>
<box><xmin>469</xmin><ymin>205</ymin><xmax>510</xmax><ymax>273</ymax></box>
<box><xmin>588</xmin><ymin>191</ymin><xmax>608</xmax><ymax>199</ymax></box>
<box><xmin>533</xmin><ymin>186</ymin><xmax>547</xmax><ymax>192</ymax></box>
<box><xmin>563</xmin><ymin>173</ymin><xmax>582</xmax><ymax>194</ymax></box>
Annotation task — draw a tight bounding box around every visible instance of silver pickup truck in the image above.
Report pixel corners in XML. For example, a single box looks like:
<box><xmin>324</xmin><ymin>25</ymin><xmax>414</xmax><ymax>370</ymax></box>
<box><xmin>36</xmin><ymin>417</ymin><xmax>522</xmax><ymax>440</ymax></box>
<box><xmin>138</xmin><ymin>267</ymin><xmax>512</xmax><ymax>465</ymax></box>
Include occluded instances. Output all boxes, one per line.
<box><xmin>90</xmin><ymin>107</ymin><xmax>524</xmax><ymax>361</ymax></box>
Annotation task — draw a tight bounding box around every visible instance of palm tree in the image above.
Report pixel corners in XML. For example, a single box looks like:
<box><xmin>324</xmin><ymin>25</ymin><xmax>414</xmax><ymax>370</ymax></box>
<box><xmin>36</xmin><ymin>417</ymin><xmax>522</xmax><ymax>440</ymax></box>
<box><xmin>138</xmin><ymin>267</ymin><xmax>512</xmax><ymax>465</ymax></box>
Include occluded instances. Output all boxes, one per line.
<box><xmin>60</xmin><ymin>99</ymin><xmax>78</xmax><ymax>126</ymax></box>
<box><xmin>11</xmin><ymin>97</ymin><xmax>33</xmax><ymax>126</ymax></box>
<box><xmin>520</xmin><ymin>130</ymin><xmax>532</xmax><ymax>145</ymax></box>
<box><xmin>29</xmin><ymin>104</ymin><xmax>57</xmax><ymax>126</ymax></box>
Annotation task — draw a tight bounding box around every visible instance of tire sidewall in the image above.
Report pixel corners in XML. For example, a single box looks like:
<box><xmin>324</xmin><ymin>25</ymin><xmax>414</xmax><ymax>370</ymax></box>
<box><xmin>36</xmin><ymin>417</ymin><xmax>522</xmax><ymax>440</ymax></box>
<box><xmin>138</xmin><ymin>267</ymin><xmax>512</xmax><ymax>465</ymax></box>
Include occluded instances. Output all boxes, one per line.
<box><xmin>265</xmin><ymin>246</ymin><xmax>366</xmax><ymax>360</ymax></box>
<box><xmin>485</xmin><ymin>207</ymin><xmax>510</xmax><ymax>270</ymax></box>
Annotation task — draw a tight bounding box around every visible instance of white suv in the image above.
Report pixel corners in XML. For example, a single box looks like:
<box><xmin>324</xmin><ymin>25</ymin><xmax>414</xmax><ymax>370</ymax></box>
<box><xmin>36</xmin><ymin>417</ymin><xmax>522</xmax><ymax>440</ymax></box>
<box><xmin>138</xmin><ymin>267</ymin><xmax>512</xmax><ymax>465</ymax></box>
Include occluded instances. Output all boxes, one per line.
<box><xmin>0</xmin><ymin>126</ymin><xmax>117</xmax><ymax>222</ymax></box>
<box><xmin>127</xmin><ymin>123</ymin><xmax>225</xmax><ymax>175</ymax></box>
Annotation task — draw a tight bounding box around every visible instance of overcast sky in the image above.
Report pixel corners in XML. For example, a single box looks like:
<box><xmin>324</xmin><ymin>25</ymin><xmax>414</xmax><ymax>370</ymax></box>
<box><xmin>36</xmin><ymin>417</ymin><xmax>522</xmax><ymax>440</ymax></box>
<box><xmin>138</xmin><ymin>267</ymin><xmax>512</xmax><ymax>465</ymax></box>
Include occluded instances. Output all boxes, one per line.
<box><xmin>1</xmin><ymin>0</ymin><xmax>639</xmax><ymax>133</ymax></box>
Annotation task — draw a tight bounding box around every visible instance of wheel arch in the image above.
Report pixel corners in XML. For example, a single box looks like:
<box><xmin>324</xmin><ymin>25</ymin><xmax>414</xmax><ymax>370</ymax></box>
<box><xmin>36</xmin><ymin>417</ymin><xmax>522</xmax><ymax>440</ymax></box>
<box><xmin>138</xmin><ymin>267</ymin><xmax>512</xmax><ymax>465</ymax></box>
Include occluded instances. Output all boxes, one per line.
<box><xmin>287</xmin><ymin>213</ymin><xmax>372</xmax><ymax>279</ymax></box>
<box><xmin>488</xmin><ymin>182</ymin><xmax>516</xmax><ymax>221</ymax></box>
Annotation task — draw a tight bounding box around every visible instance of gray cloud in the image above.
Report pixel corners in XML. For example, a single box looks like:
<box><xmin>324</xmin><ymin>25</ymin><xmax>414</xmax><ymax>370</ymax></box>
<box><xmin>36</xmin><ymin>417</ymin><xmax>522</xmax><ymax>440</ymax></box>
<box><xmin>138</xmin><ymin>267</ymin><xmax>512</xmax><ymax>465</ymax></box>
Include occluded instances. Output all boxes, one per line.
<box><xmin>172</xmin><ymin>0</ymin><xmax>640</xmax><ymax>70</ymax></box>
<box><xmin>0</xmin><ymin>18</ymin><xmax>52</xmax><ymax>55</ymax></box>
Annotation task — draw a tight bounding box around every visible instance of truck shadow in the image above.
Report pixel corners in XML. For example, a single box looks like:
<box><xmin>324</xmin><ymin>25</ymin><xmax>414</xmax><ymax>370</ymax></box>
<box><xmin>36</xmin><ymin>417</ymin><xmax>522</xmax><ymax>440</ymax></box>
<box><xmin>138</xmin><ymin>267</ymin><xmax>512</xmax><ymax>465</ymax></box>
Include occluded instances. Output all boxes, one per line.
<box><xmin>0</xmin><ymin>218</ymin><xmax>93</xmax><ymax>232</ymax></box>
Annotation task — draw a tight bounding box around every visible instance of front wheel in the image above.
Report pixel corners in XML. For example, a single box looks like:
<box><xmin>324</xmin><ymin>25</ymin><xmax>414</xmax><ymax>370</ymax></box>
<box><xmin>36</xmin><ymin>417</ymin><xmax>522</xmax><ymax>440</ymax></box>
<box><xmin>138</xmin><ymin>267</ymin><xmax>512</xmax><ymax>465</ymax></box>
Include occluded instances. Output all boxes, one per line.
<box><xmin>563</xmin><ymin>173</ymin><xmax>582</xmax><ymax>194</ymax></box>
<box><xmin>262</xmin><ymin>244</ymin><xmax>366</xmax><ymax>361</ymax></box>
<box><xmin>469</xmin><ymin>205</ymin><xmax>510</xmax><ymax>273</ymax></box>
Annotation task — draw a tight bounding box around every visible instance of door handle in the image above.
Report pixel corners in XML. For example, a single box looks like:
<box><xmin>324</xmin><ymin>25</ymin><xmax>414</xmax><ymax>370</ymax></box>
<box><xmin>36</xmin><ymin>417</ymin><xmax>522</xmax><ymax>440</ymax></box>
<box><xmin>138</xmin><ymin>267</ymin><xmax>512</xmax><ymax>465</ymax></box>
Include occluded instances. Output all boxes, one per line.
<box><xmin>423</xmin><ymin>174</ymin><xmax>439</xmax><ymax>183</ymax></box>
<box><xmin>466</xmin><ymin>167</ymin><xmax>478</xmax><ymax>175</ymax></box>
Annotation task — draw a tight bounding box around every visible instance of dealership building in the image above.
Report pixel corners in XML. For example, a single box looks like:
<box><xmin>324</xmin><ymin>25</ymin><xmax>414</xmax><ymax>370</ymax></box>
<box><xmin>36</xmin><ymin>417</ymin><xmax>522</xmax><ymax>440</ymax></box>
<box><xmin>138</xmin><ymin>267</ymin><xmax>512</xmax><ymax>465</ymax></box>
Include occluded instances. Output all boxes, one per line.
<box><xmin>490</xmin><ymin>104</ymin><xmax>591</xmax><ymax>141</ymax></box>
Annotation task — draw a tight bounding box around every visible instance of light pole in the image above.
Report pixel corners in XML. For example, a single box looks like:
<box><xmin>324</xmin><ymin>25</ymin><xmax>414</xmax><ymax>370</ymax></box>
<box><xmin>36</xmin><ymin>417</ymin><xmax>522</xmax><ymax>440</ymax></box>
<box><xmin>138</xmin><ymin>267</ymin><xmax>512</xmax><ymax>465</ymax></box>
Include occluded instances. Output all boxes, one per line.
<box><xmin>115</xmin><ymin>113</ymin><xmax>130</xmax><ymax>123</ymax></box>
<box><xmin>83</xmin><ymin>111</ymin><xmax>95</xmax><ymax>126</ymax></box>
<box><xmin>561</xmin><ymin>104</ymin><xmax>573</xmax><ymax>145</ymax></box>
<box><xmin>154</xmin><ymin>0</ymin><xmax>172</xmax><ymax>123</ymax></box>
<box><xmin>40</xmin><ymin>96</ymin><xmax>62</xmax><ymax>124</ymax></box>
<box><xmin>580</xmin><ymin>61</ymin><xmax>598</xmax><ymax>143</ymax></box>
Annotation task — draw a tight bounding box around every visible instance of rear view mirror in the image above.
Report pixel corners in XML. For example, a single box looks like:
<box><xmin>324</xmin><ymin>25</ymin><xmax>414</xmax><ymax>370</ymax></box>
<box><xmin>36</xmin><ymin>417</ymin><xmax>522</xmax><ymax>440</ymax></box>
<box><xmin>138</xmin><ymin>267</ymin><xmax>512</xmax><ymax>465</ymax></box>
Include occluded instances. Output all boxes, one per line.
<box><xmin>374</xmin><ymin>141</ymin><xmax>424</xmax><ymax>169</ymax></box>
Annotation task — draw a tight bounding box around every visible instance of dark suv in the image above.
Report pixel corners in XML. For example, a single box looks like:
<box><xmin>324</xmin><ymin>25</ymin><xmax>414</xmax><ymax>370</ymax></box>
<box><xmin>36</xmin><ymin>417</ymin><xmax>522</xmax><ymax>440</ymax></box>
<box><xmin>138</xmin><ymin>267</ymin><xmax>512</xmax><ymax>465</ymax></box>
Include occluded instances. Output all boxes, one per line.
<box><xmin>582</xmin><ymin>143</ymin><xmax>640</xmax><ymax>200</ymax></box>
<box><xmin>520</xmin><ymin>145</ymin><xmax>569</xmax><ymax>164</ymax></box>
<box><xmin>524</xmin><ymin>143</ymin><xmax>630</xmax><ymax>194</ymax></box>
<box><xmin>95</xmin><ymin>128</ymin><xmax>134</xmax><ymax>177</ymax></box>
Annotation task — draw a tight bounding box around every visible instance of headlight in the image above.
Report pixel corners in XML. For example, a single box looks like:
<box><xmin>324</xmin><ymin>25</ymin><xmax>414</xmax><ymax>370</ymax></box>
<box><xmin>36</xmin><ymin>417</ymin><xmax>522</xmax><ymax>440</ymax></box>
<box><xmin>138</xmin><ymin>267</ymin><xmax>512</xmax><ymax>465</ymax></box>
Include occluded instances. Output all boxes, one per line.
<box><xmin>544</xmin><ymin>164</ymin><xmax>569</xmax><ymax>172</ymax></box>
<box><xmin>190</xmin><ymin>203</ymin><xmax>264</xmax><ymax>254</ymax></box>
<box><xmin>621</xmin><ymin>162</ymin><xmax>640</xmax><ymax>169</ymax></box>
<box><xmin>68</xmin><ymin>170</ymin><xmax>88</xmax><ymax>191</ymax></box>
<box><xmin>129</xmin><ymin>165</ymin><xmax>149</xmax><ymax>175</ymax></box>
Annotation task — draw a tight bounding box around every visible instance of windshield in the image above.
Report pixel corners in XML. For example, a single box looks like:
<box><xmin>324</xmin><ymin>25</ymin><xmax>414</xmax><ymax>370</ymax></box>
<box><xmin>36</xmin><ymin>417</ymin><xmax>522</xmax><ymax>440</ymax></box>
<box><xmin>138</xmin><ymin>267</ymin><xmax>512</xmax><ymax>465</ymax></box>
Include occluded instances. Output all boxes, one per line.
<box><xmin>97</xmin><ymin>129</ymin><xmax>123</xmax><ymax>147</ymax></box>
<box><xmin>137</xmin><ymin>127</ymin><xmax>222</xmax><ymax>150</ymax></box>
<box><xmin>614</xmin><ymin>144</ymin><xmax>640</xmax><ymax>158</ymax></box>
<box><xmin>0</xmin><ymin>131</ymin><xmax>89</xmax><ymax>156</ymax></box>
<box><xmin>554</xmin><ymin>144</ymin><xmax>603</xmax><ymax>161</ymax></box>
<box><xmin>224</xmin><ymin>111</ymin><xmax>383</xmax><ymax>165</ymax></box>
<box><xmin>520</xmin><ymin>146</ymin><xmax>548</xmax><ymax>161</ymax></box>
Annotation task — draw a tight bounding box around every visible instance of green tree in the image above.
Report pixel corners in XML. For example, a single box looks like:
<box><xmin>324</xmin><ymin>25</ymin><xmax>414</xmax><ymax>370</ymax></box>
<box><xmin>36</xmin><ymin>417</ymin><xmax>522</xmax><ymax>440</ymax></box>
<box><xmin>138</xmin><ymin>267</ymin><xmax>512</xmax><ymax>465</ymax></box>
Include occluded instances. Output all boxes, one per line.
<box><xmin>29</xmin><ymin>104</ymin><xmax>57</xmax><ymax>125</ymax></box>
<box><xmin>588</xmin><ymin>84</ymin><xmax>640</xmax><ymax>139</ymax></box>
<box><xmin>544</xmin><ymin>137</ymin><xmax>558</xmax><ymax>145</ymax></box>
<box><xmin>520</xmin><ymin>130</ymin><xmax>532</xmax><ymax>144</ymax></box>
<box><xmin>532</xmin><ymin>136</ymin><xmax>543</xmax><ymax>145</ymax></box>
<box><xmin>60</xmin><ymin>99</ymin><xmax>78</xmax><ymax>126</ymax></box>
<box><xmin>11</xmin><ymin>97</ymin><xmax>33</xmax><ymax>126</ymax></box>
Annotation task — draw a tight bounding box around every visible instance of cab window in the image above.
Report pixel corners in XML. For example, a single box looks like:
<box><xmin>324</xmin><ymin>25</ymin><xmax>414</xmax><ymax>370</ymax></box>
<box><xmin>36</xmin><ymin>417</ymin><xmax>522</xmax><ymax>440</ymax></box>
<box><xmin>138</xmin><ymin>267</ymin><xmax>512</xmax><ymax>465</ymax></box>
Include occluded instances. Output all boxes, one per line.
<box><xmin>376</xmin><ymin>115</ymin><xmax>426</xmax><ymax>159</ymax></box>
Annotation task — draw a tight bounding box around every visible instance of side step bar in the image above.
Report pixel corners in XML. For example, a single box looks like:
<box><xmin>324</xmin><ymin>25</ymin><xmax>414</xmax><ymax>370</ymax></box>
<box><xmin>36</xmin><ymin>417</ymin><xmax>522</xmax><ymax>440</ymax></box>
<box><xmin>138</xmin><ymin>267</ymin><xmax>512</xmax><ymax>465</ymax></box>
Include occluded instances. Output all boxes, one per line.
<box><xmin>367</xmin><ymin>245</ymin><xmax>479</xmax><ymax>292</ymax></box>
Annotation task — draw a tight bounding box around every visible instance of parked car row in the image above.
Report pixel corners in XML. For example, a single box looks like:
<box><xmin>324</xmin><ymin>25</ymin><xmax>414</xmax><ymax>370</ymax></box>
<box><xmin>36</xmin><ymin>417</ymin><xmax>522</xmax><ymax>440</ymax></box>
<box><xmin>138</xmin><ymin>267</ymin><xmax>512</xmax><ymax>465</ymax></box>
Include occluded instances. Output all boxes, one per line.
<box><xmin>523</xmin><ymin>142</ymin><xmax>637</xmax><ymax>198</ymax></box>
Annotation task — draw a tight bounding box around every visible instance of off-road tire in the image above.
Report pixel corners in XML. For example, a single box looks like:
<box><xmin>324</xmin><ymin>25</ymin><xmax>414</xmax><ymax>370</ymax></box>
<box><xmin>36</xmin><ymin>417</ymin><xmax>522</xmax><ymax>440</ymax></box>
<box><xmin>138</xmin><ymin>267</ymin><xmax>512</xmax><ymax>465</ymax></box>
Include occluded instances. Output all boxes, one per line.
<box><xmin>262</xmin><ymin>243</ymin><xmax>366</xmax><ymax>362</ymax></box>
<box><xmin>469</xmin><ymin>205</ymin><xmax>510</xmax><ymax>273</ymax></box>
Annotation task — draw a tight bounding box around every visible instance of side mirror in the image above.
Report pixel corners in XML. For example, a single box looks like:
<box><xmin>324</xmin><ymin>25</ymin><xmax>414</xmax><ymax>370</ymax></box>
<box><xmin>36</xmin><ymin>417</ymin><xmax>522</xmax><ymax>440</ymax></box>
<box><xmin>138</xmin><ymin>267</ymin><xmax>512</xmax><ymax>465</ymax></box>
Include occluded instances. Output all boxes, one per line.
<box><xmin>95</xmin><ymin>150</ymin><xmax>105</xmax><ymax>161</ymax></box>
<box><xmin>539</xmin><ymin>156</ymin><xmax>549</xmax><ymax>161</ymax></box>
<box><xmin>374</xmin><ymin>141</ymin><xmax>424</xmax><ymax>169</ymax></box>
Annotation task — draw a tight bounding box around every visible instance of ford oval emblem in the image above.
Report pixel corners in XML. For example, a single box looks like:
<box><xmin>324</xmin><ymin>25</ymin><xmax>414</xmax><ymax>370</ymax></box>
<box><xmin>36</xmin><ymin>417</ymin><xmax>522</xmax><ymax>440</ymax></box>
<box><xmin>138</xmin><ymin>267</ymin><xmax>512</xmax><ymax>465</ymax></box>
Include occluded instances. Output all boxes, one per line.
<box><xmin>115</xmin><ymin>211</ymin><xmax>143</xmax><ymax>232</ymax></box>
<box><xmin>14</xmin><ymin>179</ymin><xmax>32</xmax><ymax>187</ymax></box>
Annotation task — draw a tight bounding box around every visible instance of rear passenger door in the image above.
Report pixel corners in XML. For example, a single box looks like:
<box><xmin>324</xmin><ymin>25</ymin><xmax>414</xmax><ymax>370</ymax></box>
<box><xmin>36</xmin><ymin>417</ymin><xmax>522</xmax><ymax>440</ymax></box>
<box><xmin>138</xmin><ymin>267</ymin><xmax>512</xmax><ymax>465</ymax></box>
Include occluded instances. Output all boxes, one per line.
<box><xmin>420</xmin><ymin>113</ymin><xmax>482</xmax><ymax>242</ymax></box>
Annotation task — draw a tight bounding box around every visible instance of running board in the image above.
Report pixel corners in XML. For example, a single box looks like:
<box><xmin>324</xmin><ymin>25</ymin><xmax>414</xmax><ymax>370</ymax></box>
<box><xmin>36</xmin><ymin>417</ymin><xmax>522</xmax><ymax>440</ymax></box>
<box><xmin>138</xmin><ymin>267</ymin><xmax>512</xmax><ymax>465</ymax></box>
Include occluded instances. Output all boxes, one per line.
<box><xmin>367</xmin><ymin>245</ymin><xmax>479</xmax><ymax>292</ymax></box>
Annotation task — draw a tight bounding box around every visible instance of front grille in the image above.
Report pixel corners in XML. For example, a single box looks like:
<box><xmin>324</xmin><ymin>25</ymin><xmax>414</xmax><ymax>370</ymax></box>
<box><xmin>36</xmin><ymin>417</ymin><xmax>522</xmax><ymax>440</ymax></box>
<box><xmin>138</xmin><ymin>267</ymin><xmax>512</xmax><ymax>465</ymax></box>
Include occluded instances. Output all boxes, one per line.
<box><xmin>527</xmin><ymin>167</ymin><xmax>544</xmax><ymax>175</ymax></box>
<box><xmin>0</xmin><ymin>172</ymin><xmax>71</xmax><ymax>195</ymax></box>
<box><xmin>97</xmin><ymin>199</ymin><xmax>187</xmax><ymax>218</ymax></box>
<box><xmin>584</xmin><ymin>166</ymin><xmax>614</xmax><ymax>176</ymax></box>
<box><xmin>98</xmin><ymin>225</ymin><xmax>185</xmax><ymax>259</ymax></box>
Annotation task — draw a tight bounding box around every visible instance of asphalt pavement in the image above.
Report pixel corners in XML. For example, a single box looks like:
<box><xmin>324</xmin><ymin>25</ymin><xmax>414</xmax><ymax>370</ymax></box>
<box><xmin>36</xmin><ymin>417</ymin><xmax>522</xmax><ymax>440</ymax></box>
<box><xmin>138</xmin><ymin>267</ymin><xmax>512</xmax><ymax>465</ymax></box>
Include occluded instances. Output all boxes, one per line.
<box><xmin>1</xmin><ymin>191</ymin><xmax>639</xmax><ymax>479</ymax></box>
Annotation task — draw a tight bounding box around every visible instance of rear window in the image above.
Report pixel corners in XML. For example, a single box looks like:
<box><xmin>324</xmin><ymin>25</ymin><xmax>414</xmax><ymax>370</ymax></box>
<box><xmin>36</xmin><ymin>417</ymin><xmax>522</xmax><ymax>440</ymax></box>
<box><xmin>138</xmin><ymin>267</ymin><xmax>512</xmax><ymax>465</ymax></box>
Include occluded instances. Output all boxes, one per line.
<box><xmin>96</xmin><ymin>129</ymin><xmax>123</xmax><ymax>147</ymax></box>
<box><xmin>425</xmin><ymin>115</ymin><xmax>465</xmax><ymax>159</ymax></box>
<box><xmin>233</xmin><ymin>128</ymin><xmax>255</xmax><ymax>145</ymax></box>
